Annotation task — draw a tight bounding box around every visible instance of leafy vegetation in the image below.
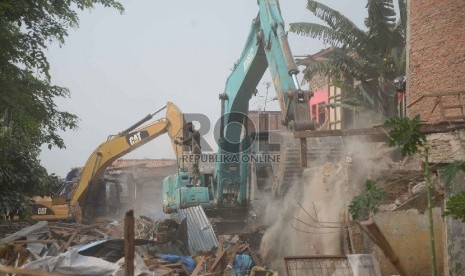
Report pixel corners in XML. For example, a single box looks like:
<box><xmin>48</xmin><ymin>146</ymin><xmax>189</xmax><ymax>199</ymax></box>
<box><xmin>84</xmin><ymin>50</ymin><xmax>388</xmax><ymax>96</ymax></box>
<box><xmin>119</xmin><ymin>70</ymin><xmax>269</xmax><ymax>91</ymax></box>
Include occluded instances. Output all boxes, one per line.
<box><xmin>289</xmin><ymin>0</ymin><xmax>407</xmax><ymax>117</ymax></box>
<box><xmin>444</xmin><ymin>191</ymin><xmax>465</xmax><ymax>222</ymax></box>
<box><xmin>348</xmin><ymin>179</ymin><xmax>387</xmax><ymax>221</ymax></box>
<box><xmin>442</xmin><ymin>160</ymin><xmax>465</xmax><ymax>185</ymax></box>
<box><xmin>0</xmin><ymin>0</ymin><xmax>123</xmax><ymax>217</ymax></box>
<box><xmin>442</xmin><ymin>161</ymin><xmax>465</xmax><ymax>223</ymax></box>
<box><xmin>384</xmin><ymin>115</ymin><xmax>426</xmax><ymax>156</ymax></box>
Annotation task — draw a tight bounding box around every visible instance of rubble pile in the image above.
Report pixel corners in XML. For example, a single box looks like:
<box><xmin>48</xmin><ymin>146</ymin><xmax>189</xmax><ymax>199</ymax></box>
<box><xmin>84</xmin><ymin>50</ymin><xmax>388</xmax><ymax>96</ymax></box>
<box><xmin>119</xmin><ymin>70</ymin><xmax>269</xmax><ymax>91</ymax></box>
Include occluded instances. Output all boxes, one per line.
<box><xmin>0</xmin><ymin>209</ymin><xmax>270</xmax><ymax>275</ymax></box>
<box><xmin>378</xmin><ymin>168</ymin><xmax>443</xmax><ymax>212</ymax></box>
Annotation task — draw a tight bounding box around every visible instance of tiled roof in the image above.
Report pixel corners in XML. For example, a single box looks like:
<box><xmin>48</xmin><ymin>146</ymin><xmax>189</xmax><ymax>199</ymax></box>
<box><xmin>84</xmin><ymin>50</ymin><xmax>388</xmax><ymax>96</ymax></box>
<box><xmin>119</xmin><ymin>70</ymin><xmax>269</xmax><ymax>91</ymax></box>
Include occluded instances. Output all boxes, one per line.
<box><xmin>295</xmin><ymin>47</ymin><xmax>336</xmax><ymax>66</ymax></box>
<box><xmin>111</xmin><ymin>159</ymin><xmax>177</xmax><ymax>168</ymax></box>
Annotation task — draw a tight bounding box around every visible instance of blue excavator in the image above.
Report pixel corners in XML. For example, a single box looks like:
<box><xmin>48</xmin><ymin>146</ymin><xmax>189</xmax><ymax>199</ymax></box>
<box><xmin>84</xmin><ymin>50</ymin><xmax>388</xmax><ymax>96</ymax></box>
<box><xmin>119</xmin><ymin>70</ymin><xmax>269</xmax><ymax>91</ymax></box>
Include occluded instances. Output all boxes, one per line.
<box><xmin>162</xmin><ymin>0</ymin><xmax>313</xmax><ymax>226</ymax></box>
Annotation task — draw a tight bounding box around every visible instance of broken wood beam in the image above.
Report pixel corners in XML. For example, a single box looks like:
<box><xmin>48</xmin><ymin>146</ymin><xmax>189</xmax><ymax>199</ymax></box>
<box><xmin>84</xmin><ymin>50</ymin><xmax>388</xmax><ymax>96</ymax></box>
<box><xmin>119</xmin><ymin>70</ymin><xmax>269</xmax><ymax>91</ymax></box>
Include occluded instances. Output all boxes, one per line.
<box><xmin>91</xmin><ymin>228</ymin><xmax>108</xmax><ymax>238</ymax></box>
<box><xmin>238</xmin><ymin>244</ymin><xmax>249</xmax><ymax>253</ymax></box>
<box><xmin>358</xmin><ymin>220</ymin><xmax>408</xmax><ymax>276</ymax></box>
<box><xmin>11</xmin><ymin>240</ymin><xmax>56</xmax><ymax>244</ymax></box>
<box><xmin>58</xmin><ymin>229</ymin><xmax>79</xmax><ymax>253</ymax></box>
<box><xmin>227</xmin><ymin>242</ymin><xmax>240</xmax><ymax>268</ymax></box>
<box><xmin>294</xmin><ymin>128</ymin><xmax>389</xmax><ymax>142</ymax></box>
<box><xmin>295</xmin><ymin>121</ymin><xmax>465</xmax><ymax>141</ymax></box>
<box><xmin>162</xmin><ymin>262</ymin><xmax>183</xmax><ymax>268</ymax></box>
<box><xmin>208</xmin><ymin>249</ymin><xmax>227</xmax><ymax>273</ymax></box>
<box><xmin>191</xmin><ymin>256</ymin><xmax>206</xmax><ymax>276</ymax></box>
<box><xmin>124</xmin><ymin>210</ymin><xmax>135</xmax><ymax>276</ymax></box>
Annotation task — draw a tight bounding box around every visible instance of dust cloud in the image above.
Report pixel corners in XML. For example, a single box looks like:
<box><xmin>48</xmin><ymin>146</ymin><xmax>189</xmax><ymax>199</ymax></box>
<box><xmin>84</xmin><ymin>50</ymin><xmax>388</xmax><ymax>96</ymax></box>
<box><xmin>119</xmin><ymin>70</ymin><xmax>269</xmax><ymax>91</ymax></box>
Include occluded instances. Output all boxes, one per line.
<box><xmin>259</xmin><ymin>136</ymin><xmax>396</xmax><ymax>269</ymax></box>
<box><xmin>103</xmin><ymin>169</ymin><xmax>169</xmax><ymax>221</ymax></box>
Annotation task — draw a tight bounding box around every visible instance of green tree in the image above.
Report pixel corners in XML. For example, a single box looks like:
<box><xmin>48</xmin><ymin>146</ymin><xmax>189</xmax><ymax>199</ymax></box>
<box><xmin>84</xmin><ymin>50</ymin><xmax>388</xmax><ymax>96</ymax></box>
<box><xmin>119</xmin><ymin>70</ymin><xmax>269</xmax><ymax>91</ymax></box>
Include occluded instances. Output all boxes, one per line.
<box><xmin>0</xmin><ymin>0</ymin><xmax>123</xmax><ymax>216</ymax></box>
<box><xmin>289</xmin><ymin>0</ymin><xmax>407</xmax><ymax>118</ymax></box>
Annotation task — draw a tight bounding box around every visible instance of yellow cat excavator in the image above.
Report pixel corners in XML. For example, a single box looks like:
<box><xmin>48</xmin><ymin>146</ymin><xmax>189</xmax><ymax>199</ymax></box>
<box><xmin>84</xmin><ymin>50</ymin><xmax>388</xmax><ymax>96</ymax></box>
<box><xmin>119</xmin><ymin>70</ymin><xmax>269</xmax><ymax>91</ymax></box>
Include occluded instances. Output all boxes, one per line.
<box><xmin>29</xmin><ymin>102</ymin><xmax>185</xmax><ymax>223</ymax></box>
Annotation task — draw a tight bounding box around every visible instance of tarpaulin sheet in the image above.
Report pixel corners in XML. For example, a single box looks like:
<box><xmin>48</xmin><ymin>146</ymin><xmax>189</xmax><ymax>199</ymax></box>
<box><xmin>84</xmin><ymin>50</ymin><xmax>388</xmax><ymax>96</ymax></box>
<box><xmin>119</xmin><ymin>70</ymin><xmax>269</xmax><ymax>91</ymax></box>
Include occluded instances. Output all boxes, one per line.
<box><xmin>23</xmin><ymin>250</ymin><xmax>120</xmax><ymax>276</ymax></box>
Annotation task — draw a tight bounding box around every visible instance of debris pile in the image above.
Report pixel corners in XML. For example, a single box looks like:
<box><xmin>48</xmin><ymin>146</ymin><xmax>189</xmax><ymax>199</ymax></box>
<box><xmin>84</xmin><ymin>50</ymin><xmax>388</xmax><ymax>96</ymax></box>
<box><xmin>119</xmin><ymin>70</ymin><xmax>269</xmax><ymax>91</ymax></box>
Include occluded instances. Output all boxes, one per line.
<box><xmin>0</xmin><ymin>206</ymin><xmax>269</xmax><ymax>275</ymax></box>
<box><xmin>0</xmin><ymin>219</ymin><xmax>186</xmax><ymax>275</ymax></box>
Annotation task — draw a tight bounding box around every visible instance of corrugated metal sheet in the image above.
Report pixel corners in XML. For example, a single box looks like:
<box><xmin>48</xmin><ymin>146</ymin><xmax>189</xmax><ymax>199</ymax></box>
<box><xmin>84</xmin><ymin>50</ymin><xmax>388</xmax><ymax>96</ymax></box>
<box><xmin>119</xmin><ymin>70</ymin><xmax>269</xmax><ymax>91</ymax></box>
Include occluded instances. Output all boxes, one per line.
<box><xmin>178</xmin><ymin>206</ymin><xmax>218</xmax><ymax>254</ymax></box>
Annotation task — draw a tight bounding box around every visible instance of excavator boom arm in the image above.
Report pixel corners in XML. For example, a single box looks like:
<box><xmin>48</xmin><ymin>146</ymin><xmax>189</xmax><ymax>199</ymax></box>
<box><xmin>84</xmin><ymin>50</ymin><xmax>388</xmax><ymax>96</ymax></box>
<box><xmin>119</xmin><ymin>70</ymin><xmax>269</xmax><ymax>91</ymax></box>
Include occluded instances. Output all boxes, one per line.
<box><xmin>71</xmin><ymin>102</ymin><xmax>184</xmax><ymax>204</ymax></box>
<box><xmin>214</xmin><ymin>0</ymin><xmax>312</xmax><ymax>204</ymax></box>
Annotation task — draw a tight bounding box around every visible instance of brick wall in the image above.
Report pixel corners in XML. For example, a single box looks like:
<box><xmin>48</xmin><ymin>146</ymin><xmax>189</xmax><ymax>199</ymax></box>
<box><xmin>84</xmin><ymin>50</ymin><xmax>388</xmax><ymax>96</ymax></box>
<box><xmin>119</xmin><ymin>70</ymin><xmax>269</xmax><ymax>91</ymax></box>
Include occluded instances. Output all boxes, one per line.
<box><xmin>407</xmin><ymin>0</ymin><xmax>465</xmax><ymax>121</ymax></box>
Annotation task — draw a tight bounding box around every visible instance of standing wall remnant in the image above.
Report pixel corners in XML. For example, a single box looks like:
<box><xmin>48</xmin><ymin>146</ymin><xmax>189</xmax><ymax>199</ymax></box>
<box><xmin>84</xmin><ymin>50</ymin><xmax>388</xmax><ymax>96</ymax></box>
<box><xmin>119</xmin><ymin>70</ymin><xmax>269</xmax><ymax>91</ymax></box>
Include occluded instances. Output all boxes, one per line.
<box><xmin>408</xmin><ymin>1</ymin><xmax>465</xmax><ymax>274</ymax></box>
<box><xmin>407</xmin><ymin>0</ymin><xmax>465</xmax><ymax>121</ymax></box>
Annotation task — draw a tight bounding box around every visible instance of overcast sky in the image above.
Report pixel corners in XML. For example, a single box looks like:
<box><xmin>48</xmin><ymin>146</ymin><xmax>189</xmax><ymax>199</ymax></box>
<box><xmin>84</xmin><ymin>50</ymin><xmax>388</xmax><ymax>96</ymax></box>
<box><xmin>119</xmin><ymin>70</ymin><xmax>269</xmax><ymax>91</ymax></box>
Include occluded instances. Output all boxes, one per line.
<box><xmin>40</xmin><ymin>0</ymin><xmax>369</xmax><ymax>177</ymax></box>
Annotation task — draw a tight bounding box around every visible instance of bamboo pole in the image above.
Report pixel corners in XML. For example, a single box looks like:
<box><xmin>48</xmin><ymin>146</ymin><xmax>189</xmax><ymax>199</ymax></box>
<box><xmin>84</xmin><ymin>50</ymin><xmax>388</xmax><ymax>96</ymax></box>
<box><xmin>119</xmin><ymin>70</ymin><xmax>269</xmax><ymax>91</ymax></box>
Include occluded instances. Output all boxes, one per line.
<box><xmin>424</xmin><ymin>148</ymin><xmax>438</xmax><ymax>276</ymax></box>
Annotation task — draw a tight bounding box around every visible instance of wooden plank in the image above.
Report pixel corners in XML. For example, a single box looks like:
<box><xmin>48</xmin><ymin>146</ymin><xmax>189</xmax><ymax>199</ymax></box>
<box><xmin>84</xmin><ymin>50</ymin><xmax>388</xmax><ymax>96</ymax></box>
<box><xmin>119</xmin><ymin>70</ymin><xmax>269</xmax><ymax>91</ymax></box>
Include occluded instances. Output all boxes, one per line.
<box><xmin>163</xmin><ymin>263</ymin><xmax>183</xmax><ymax>268</ymax></box>
<box><xmin>124</xmin><ymin>210</ymin><xmax>135</xmax><ymax>276</ymax></box>
<box><xmin>419</xmin><ymin>121</ymin><xmax>465</xmax><ymax>133</ymax></box>
<box><xmin>11</xmin><ymin>240</ymin><xmax>56</xmax><ymax>244</ymax></box>
<box><xmin>294</xmin><ymin>128</ymin><xmax>390</xmax><ymax>142</ymax></box>
<box><xmin>408</xmin><ymin>90</ymin><xmax>465</xmax><ymax>108</ymax></box>
<box><xmin>92</xmin><ymin>228</ymin><xmax>108</xmax><ymax>238</ymax></box>
<box><xmin>238</xmin><ymin>244</ymin><xmax>249</xmax><ymax>253</ymax></box>
<box><xmin>358</xmin><ymin>220</ymin><xmax>407</xmax><ymax>276</ymax></box>
<box><xmin>250</xmin><ymin>250</ymin><xmax>262</xmax><ymax>267</ymax></box>
<box><xmin>295</xmin><ymin>122</ymin><xmax>465</xmax><ymax>140</ymax></box>
<box><xmin>227</xmin><ymin>242</ymin><xmax>240</xmax><ymax>268</ymax></box>
<box><xmin>208</xmin><ymin>250</ymin><xmax>227</xmax><ymax>273</ymax></box>
<box><xmin>58</xmin><ymin>229</ymin><xmax>78</xmax><ymax>253</ymax></box>
<box><xmin>0</xmin><ymin>265</ymin><xmax>69</xmax><ymax>276</ymax></box>
<box><xmin>191</xmin><ymin>256</ymin><xmax>206</xmax><ymax>276</ymax></box>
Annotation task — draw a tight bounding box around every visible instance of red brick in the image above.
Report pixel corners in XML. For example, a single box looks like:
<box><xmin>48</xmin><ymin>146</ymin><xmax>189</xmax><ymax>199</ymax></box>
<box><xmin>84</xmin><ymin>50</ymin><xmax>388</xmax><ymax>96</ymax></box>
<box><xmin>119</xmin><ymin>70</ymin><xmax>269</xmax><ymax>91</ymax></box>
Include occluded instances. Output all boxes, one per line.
<box><xmin>408</xmin><ymin>0</ymin><xmax>465</xmax><ymax>121</ymax></box>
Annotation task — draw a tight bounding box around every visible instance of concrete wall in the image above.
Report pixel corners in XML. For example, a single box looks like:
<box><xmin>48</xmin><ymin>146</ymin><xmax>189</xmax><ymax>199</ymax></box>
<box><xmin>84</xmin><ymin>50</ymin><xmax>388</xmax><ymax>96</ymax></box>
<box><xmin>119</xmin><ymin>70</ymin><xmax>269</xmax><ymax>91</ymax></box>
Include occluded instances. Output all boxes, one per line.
<box><xmin>373</xmin><ymin>208</ymin><xmax>444</xmax><ymax>276</ymax></box>
<box><xmin>426</xmin><ymin>131</ymin><xmax>465</xmax><ymax>276</ymax></box>
<box><xmin>444</xmin><ymin>173</ymin><xmax>465</xmax><ymax>275</ymax></box>
<box><xmin>407</xmin><ymin>0</ymin><xmax>465</xmax><ymax>120</ymax></box>
<box><xmin>427</xmin><ymin>130</ymin><xmax>465</xmax><ymax>163</ymax></box>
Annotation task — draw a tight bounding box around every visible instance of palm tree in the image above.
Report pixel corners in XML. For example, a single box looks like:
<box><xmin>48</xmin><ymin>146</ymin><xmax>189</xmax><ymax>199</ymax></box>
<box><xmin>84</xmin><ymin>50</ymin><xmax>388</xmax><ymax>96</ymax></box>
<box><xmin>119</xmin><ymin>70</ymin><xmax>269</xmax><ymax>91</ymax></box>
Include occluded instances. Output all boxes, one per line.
<box><xmin>290</xmin><ymin>0</ymin><xmax>407</xmax><ymax>118</ymax></box>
